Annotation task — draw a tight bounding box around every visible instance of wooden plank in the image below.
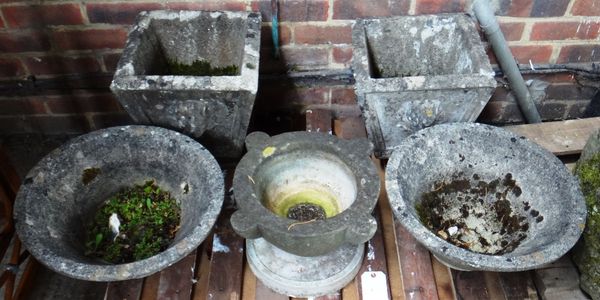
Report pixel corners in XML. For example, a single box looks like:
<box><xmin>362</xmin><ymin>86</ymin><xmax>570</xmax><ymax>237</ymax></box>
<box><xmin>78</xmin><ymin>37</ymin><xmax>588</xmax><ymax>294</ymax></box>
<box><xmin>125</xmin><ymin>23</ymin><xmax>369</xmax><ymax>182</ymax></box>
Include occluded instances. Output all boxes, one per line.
<box><xmin>106</xmin><ymin>279</ymin><xmax>144</xmax><ymax>300</ymax></box>
<box><xmin>497</xmin><ymin>272</ymin><xmax>538</xmax><ymax>300</ymax></box>
<box><xmin>533</xmin><ymin>256</ymin><xmax>589</xmax><ymax>300</ymax></box>
<box><xmin>452</xmin><ymin>270</ymin><xmax>489</xmax><ymax>300</ymax></box>
<box><xmin>341</xmin><ymin>278</ymin><xmax>360</xmax><ymax>300</ymax></box>
<box><xmin>192</xmin><ymin>242</ymin><xmax>211</xmax><ymax>300</ymax></box>
<box><xmin>396</xmin><ymin>224</ymin><xmax>439</xmax><ymax>300</ymax></box>
<box><xmin>505</xmin><ymin>117</ymin><xmax>600</xmax><ymax>155</ymax></box>
<box><xmin>140</xmin><ymin>272</ymin><xmax>161</xmax><ymax>300</ymax></box>
<box><xmin>306</xmin><ymin>109</ymin><xmax>333</xmax><ymax>134</ymax></box>
<box><xmin>155</xmin><ymin>251</ymin><xmax>197</xmax><ymax>300</ymax></box>
<box><xmin>241</xmin><ymin>260</ymin><xmax>257</xmax><ymax>300</ymax></box>
<box><xmin>430</xmin><ymin>256</ymin><xmax>455</xmax><ymax>300</ymax></box>
<box><xmin>356</xmin><ymin>210</ymin><xmax>392</xmax><ymax>300</ymax></box>
<box><xmin>483</xmin><ymin>272</ymin><xmax>506</xmax><ymax>300</ymax></box>
<box><xmin>12</xmin><ymin>256</ymin><xmax>39</xmax><ymax>300</ymax></box>
<box><xmin>205</xmin><ymin>210</ymin><xmax>245</xmax><ymax>300</ymax></box>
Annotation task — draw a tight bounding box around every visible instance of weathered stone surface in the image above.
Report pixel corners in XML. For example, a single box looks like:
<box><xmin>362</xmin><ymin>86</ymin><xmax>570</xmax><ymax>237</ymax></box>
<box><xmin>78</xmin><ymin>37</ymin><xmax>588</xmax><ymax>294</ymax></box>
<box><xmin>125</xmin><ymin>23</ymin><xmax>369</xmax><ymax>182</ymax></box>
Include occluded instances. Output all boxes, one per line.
<box><xmin>14</xmin><ymin>126</ymin><xmax>224</xmax><ymax>281</ymax></box>
<box><xmin>574</xmin><ymin>128</ymin><xmax>600</xmax><ymax>299</ymax></box>
<box><xmin>385</xmin><ymin>123</ymin><xmax>586</xmax><ymax>271</ymax></box>
<box><xmin>231</xmin><ymin>131</ymin><xmax>380</xmax><ymax>257</ymax></box>
<box><xmin>110</xmin><ymin>10</ymin><xmax>261</xmax><ymax>160</ymax></box>
<box><xmin>352</xmin><ymin>14</ymin><xmax>496</xmax><ymax>158</ymax></box>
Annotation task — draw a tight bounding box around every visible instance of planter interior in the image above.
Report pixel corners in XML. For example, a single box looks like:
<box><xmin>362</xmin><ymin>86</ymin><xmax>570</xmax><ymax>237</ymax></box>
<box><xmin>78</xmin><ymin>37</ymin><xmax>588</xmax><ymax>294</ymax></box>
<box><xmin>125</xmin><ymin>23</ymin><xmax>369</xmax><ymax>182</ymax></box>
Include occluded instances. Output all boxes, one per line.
<box><xmin>14</xmin><ymin>126</ymin><xmax>224</xmax><ymax>281</ymax></box>
<box><xmin>385</xmin><ymin>123</ymin><xmax>586</xmax><ymax>271</ymax></box>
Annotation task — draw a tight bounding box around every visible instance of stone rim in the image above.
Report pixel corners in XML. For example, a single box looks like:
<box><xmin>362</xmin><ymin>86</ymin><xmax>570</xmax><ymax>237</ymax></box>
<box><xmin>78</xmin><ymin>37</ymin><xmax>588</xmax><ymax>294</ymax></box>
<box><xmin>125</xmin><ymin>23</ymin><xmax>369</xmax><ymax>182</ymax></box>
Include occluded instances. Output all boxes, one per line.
<box><xmin>385</xmin><ymin>123</ymin><xmax>587</xmax><ymax>271</ymax></box>
<box><xmin>14</xmin><ymin>125</ymin><xmax>224</xmax><ymax>281</ymax></box>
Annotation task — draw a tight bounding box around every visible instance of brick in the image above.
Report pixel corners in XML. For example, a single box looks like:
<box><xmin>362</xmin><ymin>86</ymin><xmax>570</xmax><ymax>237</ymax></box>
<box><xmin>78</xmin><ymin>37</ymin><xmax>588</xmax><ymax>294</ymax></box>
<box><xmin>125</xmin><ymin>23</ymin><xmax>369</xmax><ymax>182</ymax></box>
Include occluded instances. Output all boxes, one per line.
<box><xmin>557</xmin><ymin>45</ymin><xmax>600</xmax><ymax>63</ymax></box>
<box><xmin>332</xmin><ymin>46</ymin><xmax>353</xmax><ymax>64</ymax></box>
<box><xmin>294</xmin><ymin>25</ymin><xmax>351</xmax><ymax>45</ymax></box>
<box><xmin>281</xmin><ymin>46</ymin><xmax>329</xmax><ymax>69</ymax></box>
<box><xmin>531</xmin><ymin>21</ymin><xmax>600</xmax><ymax>41</ymax></box>
<box><xmin>103</xmin><ymin>53</ymin><xmax>123</xmax><ymax>72</ymax></box>
<box><xmin>496</xmin><ymin>0</ymin><xmax>533</xmax><ymax>17</ymax></box>
<box><xmin>499</xmin><ymin>22</ymin><xmax>525</xmax><ymax>41</ymax></box>
<box><xmin>52</xmin><ymin>28</ymin><xmax>128</xmax><ymax>50</ymax></box>
<box><xmin>0</xmin><ymin>30</ymin><xmax>50</xmax><ymax>53</ymax></box>
<box><xmin>91</xmin><ymin>113</ymin><xmax>134</xmax><ymax>129</ymax></box>
<box><xmin>86</xmin><ymin>2</ymin><xmax>163</xmax><ymax>24</ymax></box>
<box><xmin>252</xmin><ymin>0</ymin><xmax>329</xmax><ymax>22</ymax></box>
<box><xmin>523</xmin><ymin>72</ymin><xmax>575</xmax><ymax>84</ymax></box>
<box><xmin>415</xmin><ymin>0</ymin><xmax>466</xmax><ymax>14</ymax></box>
<box><xmin>477</xmin><ymin>102</ymin><xmax>524</xmax><ymax>124</ymax></box>
<box><xmin>0</xmin><ymin>97</ymin><xmax>47</xmax><ymax>115</ymax></box>
<box><xmin>0</xmin><ymin>115</ymin><xmax>90</xmax><ymax>134</ymax></box>
<box><xmin>331</xmin><ymin>87</ymin><xmax>356</xmax><ymax>105</ymax></box>
<box><xmin>2</xmin><ymin>4</ymin><xmax>84</xmax><ymax>28</ymax></box>
<box><xmin>572</xmin><ymin>0</ymin><xmax>600</xmax><ymax>16</ymax></box>
<box><xmin>531</xmin><ymin>0</ymin><xmax>570</xmax><ymax>17</ymax></box>
<box><xmin>0</xmin><ymin>16</ymin><xmax>4</xmax><ymax>28</ymax></box>
<box><xmin>510</xmin><ymin>45</ymin><xmax>553</xmax><ymax>64</ymax></box>
<box><xmin>333</xmin><ymin>0</ymin><xmax>390</xmax><ymax>19</ymax></box>
<box><xmin>539</xmin><ymin>102</ymin><xmax>567</xmax><ymax>120</ymax></box>
<box><xmin>566</xmin><ymin>101</ymin><xmax>592</xmax><ymax>119</ymax></box>
<box><xmin>261</xmin><ymin>24</ymin><xmax>292</xmax><ymax>47</ymax></box>
<box><xmin>545</xmin><ymin>84</ymin><xmax>598</xmax><ymax>101</ymax></box>
<box><xmin>24</xmin><ymin>55</ymin><xmax>101</xmax><ymax>75</ymax></box>
<box><xmin>0</xmin><ymin>57</ymin><xmax>25</xmax><ymax>78</ymax></box>
<box><xmin>46</xmin><ymin>93</ymin><xmax>123</xmax><ymax>114</ymax></box>
<box><xmin>166</xmin><ymin>1</ymin><xmax>245</xmax><ymax>11</ymax></box>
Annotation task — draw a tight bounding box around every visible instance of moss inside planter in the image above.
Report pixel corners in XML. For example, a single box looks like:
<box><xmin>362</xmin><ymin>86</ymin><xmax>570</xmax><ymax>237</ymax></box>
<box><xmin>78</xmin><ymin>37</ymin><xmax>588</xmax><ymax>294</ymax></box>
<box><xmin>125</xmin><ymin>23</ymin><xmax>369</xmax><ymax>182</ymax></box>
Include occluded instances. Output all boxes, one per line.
<box><xmin>168</xmin><ymin>59</ymin><xmax>239</xmax><ymax>76</ymax></box>
<box><xmin>84</xmin><ymin>180</ymin><xmax>181</xmax><ymax>264</ymax></box>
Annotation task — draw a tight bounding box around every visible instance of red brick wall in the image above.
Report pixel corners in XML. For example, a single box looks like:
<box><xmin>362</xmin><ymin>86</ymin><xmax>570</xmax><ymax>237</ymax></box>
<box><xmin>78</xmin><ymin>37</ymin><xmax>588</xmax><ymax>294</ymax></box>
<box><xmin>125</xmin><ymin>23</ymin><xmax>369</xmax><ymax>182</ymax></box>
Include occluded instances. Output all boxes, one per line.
<box><xmin>0</xmin><ymin>0</ymin><xmax>598</xmax><ymax>134</ymax></box>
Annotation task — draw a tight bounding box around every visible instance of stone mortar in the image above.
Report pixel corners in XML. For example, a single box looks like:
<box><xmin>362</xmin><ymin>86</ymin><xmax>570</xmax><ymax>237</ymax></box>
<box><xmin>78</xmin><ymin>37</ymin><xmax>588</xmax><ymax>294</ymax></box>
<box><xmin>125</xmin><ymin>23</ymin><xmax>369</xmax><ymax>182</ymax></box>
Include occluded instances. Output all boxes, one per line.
<box><xmin>14</xmin><ymin>125</ymin><xmax>224</xmax><ymax>281</ymax></box>
<box><xmin>231</xmin><ymin>131</ymin><xmax>380</xmax><ymax>257</ymax></box>
<box><xmin>352</xmin><ymin>14</ymin><xmax>496</xmax><ymax>158</ymax></box>
<box><xmin>385</xmin><ymin>123</ymin><xmax>586</xmax><ymax>271</ymax></box>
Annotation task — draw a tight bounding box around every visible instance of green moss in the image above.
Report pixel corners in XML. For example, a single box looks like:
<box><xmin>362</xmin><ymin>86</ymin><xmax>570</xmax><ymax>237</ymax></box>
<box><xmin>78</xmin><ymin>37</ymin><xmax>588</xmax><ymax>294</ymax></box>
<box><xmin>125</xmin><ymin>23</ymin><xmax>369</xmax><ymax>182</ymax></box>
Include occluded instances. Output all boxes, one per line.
<box><xmin>574</xmin><ymin>152</ymin><xmax>600</xmax><ymax>282</ymax></box>
<box><xmin>84</xmin><ymin>180</ymin><xmax>181</xmax><ymax>264</ymax></box>
<box><xmin>168</xmin><ymin>59</ymin><xmax>239</xmax><ymax>76</ymax></box>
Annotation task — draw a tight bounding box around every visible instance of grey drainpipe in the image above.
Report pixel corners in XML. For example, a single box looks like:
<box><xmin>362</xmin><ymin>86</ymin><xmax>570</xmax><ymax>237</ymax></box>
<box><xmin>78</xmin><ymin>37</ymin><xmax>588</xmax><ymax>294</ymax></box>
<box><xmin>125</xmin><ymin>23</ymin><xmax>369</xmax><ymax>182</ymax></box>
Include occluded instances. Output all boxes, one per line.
<box><xmin>471</xmin><ymin>0</ymin><xmax>542</xmax><ymax>123</ymax></box>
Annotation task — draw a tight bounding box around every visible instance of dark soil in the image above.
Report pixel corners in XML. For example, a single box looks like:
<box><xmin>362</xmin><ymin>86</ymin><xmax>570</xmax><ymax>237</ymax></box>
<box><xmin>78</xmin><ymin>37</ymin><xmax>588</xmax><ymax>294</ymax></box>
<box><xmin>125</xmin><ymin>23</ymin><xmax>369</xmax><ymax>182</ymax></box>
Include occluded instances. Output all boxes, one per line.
<box><xmin>84</xmin><ymin>180</ymin><xmax>181</xmax><ymax>263</ymax></box>
<box><xmin>416</xmin><ymin>173</ymin><xmax>538</xmax><ymax>255</ymax></box>
<box><xmin>287</xmin><ymin>203</ymin><xmax>326</xmax><ymax>221</ymax></box>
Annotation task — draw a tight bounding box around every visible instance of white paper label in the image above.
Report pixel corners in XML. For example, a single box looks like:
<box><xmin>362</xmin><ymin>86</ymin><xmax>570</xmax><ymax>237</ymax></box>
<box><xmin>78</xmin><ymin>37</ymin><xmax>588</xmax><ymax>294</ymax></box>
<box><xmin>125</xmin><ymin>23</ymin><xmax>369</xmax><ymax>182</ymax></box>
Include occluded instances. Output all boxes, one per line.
<box><xmin>361</xmin><ymin>271</ymin><xmax>390</xmax><ymax>300</ymax></box>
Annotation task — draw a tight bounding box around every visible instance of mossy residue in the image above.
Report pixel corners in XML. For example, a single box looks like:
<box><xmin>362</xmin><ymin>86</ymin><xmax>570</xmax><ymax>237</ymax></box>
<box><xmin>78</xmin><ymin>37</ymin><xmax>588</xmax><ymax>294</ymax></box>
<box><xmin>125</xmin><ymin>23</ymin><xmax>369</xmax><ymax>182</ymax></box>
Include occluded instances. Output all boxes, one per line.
<box><xmin>573</xmin><ymin>152</ymin><xmax>600</xmax><ymax>294</ymax></box>
<box><xmin>84</xmin><ymin>180</ymin><xmax>181</xmax><ymax>264</ymax></box>
<box><xmin>168</xmin><ymin>59</ymin><xmax>239</xmax><ymax>76</ymax></box>
<box><xmin>271</xmin><ymin>189</ymin><xmax>339</xmax><ymax>220</ymax></box>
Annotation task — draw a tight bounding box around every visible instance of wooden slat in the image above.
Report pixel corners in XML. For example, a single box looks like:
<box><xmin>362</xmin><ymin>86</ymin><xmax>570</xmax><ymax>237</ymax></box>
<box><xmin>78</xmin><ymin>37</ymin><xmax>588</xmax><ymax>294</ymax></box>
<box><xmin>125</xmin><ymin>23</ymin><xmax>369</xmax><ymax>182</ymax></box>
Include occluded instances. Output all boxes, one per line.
<box><xmin>241</xmin><ymin>260</ymin><xmax>257</xmax><ymax>300</ymax></box>
<box><xmin>356</xmin><ymin>210</ymin><xmax>392</xmax><ymax>300</ymax></box>
<box><xmin>191</xmin><ymin>242</ymin><xmax>211</xmax><ymax>300</ymax></box>
<box><xmin>497</xmin><ymin>272</ymin><xmax>538</xmax><ymax>299</ymax></box>
<box><xmin>106</xmin><ymin>279</ymin><xmax>144</xmax><ymax>300</ymax></box>
<box><xmin>430</xmin><ymin>256</ymin><xmax>455</xmax><ymax>300</ymax></box>
<box><xmin>396</xmin><ymin>224</ymin><xmax>439</xmax><ymax>300</ymax></box>
<box><xmin>452</xmin><ymin>270</ymin><xmax>490</xmax><ymax>300</ymax></box>
<box><xmin>254</xmin><ymin>280</ymin><xmax>288</xmax><ymax>300</ymax></box>
<box><xmin>140</xmin><ymin>272</ymin><xmax>161</xmax><ymax>300</ymax></box>
<box><xmin>505</xmin><ymin>117</ymin><xmax>600</xmax><ymax>155</ymax></box>
<box><xmin>155</xmin><ymin>251</ymin><xmax>197</xmax><ymax>300</ymax></box>
<box><xmin>205</xmin><ymin>210</ymin><xmax>245</xmax><ymax>300</ymax></box>
<box><xmin>533</xmin><ymin>256</ymin><xmax>589</xmax><ymax>300</ymax></box>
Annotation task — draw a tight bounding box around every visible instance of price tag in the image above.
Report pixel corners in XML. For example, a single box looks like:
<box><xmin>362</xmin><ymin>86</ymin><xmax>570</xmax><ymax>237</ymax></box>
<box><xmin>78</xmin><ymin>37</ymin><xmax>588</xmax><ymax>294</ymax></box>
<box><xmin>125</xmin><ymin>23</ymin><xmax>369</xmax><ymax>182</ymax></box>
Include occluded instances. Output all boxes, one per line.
<box><xmin>361</xmin><ymin>271</ymin><xmax>390</xmax><ymax>300</ymax></box>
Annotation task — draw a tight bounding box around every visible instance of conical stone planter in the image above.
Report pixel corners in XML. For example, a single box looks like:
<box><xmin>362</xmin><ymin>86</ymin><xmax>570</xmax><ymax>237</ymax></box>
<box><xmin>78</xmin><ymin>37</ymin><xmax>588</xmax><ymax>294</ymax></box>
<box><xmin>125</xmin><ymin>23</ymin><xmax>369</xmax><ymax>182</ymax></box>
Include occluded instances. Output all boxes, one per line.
<box><xmin>111</xmin><ymin>10</ymin><xmax>261</xmax><ymax>160</ymax></box>
<box><xmin>14</xmin><ymin>126</ymin><xmax>224</xmax><ymax>281</ymax></box>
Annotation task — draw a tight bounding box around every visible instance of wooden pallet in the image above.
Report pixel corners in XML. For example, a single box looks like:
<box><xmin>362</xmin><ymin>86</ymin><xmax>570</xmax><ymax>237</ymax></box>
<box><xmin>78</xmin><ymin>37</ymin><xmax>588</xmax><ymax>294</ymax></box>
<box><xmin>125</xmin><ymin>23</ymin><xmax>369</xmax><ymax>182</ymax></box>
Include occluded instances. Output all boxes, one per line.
<box><xmin>95</xmin><ymin>116</ymin><xmax>599</xmax><ymax>300</ymax></box>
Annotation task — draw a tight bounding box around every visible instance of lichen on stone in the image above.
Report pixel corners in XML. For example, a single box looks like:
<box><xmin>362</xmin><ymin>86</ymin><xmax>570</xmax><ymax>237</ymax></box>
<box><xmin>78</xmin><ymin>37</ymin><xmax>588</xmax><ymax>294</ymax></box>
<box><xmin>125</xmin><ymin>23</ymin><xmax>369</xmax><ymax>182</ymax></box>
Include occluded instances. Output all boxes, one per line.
<box><xmin>574</xmin><ymin>152</ymin><xmax>600</xmax><ymax>299</ymax></box>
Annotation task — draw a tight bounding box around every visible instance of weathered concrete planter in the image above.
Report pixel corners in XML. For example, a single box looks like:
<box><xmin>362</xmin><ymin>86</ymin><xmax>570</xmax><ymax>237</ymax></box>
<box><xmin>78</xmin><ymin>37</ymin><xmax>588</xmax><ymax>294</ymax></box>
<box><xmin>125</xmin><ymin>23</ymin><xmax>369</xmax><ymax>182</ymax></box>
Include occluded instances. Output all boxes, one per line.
<box><xmin>385</xmin><ymin>123</ymin><xmax>586</xmax><ymax>271</ymax></box>
<box><xmin>231</xmin><ymin>131</ymin><xmax>380</xmax><ymax>296</ymax></box>
<box><xmin>14</xmin><ymin>126</ymin><xmax>224</xmax><ymax>281</ymax></box>
<box><xmin>352</xmin><ymin>14</ymin><xmax>496</xmax><ymax>158</ymax></box>
<box><xmin>111</xmin><ymin>10</ymin><xmax>261</xmax><ymax>160</ymax></box>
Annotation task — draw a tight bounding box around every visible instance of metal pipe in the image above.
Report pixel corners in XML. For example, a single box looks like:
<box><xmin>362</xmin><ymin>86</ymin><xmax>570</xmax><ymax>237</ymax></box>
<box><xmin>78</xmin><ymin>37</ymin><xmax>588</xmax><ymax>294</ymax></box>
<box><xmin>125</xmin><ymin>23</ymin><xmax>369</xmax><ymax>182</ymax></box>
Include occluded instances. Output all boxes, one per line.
<box><xmin>471</xmin><ymin>0</ymin><xmax>542</xmax><ymax>123</ymax></box>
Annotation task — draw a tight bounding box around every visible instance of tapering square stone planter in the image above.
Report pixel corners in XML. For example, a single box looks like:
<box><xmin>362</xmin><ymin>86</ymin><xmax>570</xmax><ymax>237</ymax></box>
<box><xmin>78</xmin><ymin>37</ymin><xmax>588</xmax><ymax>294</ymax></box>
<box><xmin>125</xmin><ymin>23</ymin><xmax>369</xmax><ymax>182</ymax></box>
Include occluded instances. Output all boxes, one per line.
<box><xmin>111</xmin><ymin>10</ymin><xmax>261</xmax><ymax>160</ymax></box>
<box><xmin>352</xmin><ymin>14</ymin><xmax>496</xmax><ymax>158</ymax></box>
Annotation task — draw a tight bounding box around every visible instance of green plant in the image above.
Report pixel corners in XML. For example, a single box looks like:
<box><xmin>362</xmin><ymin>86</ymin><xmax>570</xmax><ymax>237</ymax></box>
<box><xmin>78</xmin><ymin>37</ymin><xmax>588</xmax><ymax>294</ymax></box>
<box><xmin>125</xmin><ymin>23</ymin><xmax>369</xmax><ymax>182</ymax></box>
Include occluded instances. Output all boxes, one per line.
<box><xmin>84</xmin><ymin>180</ymin><xmax>181</xmax><ymax>264</ymax></box>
